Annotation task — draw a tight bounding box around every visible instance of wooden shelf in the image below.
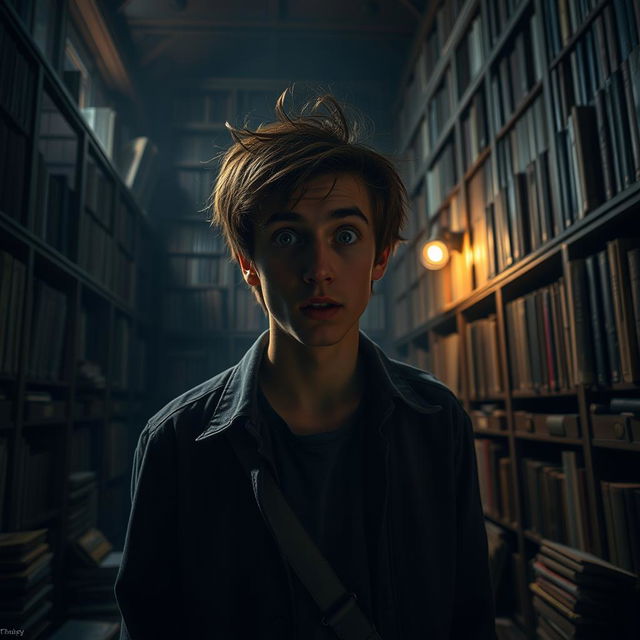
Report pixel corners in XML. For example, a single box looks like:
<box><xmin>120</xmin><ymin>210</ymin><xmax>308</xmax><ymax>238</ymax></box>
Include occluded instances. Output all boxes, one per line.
<box><xmin>394</xmin><ymin>0</ymin><xmax>640</xmax><ymax>633</ymax></box>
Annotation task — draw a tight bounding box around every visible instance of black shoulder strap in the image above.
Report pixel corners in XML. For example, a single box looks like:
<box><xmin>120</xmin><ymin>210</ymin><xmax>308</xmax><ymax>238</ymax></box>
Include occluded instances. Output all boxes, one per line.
<box><xmin>226</xmin><ymin>422</ymin><xmax>383</xmax><ymax>640</ymax></box>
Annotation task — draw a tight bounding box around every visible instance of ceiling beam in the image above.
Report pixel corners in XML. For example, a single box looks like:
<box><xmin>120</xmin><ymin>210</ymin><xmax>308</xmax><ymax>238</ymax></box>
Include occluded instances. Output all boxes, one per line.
<box><xmin>126</xmin><ymin>17</ymin><xmax>413</xmax><ymax>36</ymax></box>
<box><xmin>69</xmin><ymin>0</ymin><xmax>136</xmax><ymax>99</ymax></box>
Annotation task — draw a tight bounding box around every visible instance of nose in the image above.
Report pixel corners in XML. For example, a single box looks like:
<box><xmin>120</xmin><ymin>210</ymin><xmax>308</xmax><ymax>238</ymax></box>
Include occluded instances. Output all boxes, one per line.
<box><xmin>302</xmin><ymin>237</ymin><xmax>334</xmax><ymax>284</ymax></box>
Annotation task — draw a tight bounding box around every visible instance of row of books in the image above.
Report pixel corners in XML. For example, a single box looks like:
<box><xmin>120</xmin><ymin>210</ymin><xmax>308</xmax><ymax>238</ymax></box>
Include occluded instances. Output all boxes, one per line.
<box><xmin>486</xmin><ymin>0</ymin><xmax>524</xmax><ymax>48</ymax></box>
<box><xmin>28</xmin><ymin>280</ymin><xmax>68</xmax><ymax>382</ymax></box>
<box><xmin>460</xmin><ymin>88</ymin><xmax>488</xmax><ymax>172</ymax></box>
<box><xmin>475</xmin><ymin>438</ymin><xmax>514</xmax><ymax>524</ymax></box>
<box><xmin>552</xmin><ymin>53</ymin><xmax>640</xmax><ymax>224</ymax></box>
<box><xmin>66</xmin><ymin>527</ymin><xmax>121</xmax><ymax>622</ymax></box>
<box><xmin>494</xmin><ymin>96</ymin><xmax>556</xmax><ymax>265</ymax></box>
<box><xmin>530</xmin><ymin>539</ymin><xmax>638</xmax><ymax>639</ymax></box>
<box><xmin>0</xmin><ymin>109</ymin><xmax>28</xmax><ymax>222</ymax></box>
<box><xmin>426</xmin><ymin>137</ymin><xmax>457</xmax><ymax>217</ymax></box>
<box><xmin>392</xmin><ymin>269</ymin><xmax>448</xmax><ymax>338</ymax></box>
<box><xmin>0</xmin><ymin>529</ymin><xmax>54</xmax><ymax>638</ymax></box>
<box><xmin>115</xmin><ymin>199</ymin><xmax>136</xmax><ymax>256</ymax></box>
<box><xmin>163</xmin><ymin>289</ymin><xmax>227</xmax><ymax>331</ymax></box>
<box><xmin>570</xmin><ymin>240</ymin><xmax>640</xmax><ymax>385</ymax></box>
<box><xmin>522</xmin><ymin>452</ymin><xmax>592</xmax><ymax>552</ymax></box>
<box><xmin>601</xmin><ymin>481</ymin><xmax>640</xmax><ymax>574</ymax></box>
<box><xmin>172</xmin><ymin>91</ymin><xmax>232</xmax><ymax>125</ymax></box>
<box><xmin>0</xmin><ymin>250</ymin><xmax>26</xmax><ymax>377</ymax></box>
<box><xmin>466</xmin><ymin>315</ymin><xmax>503</xmax><ymax>399</ymax></box>
<box><xmin>543</xmin><ymin>0</ymin><xmax>638</xmax><ymax>63</ymax></box>
<box><xmin>176</xmin><ymin>167</ymin><xmax>215</xmax><ymax>213</ymax></box>
<box><xmin>467</xmin><ymin>156</ymin><xmax>494</xmax><ymax>287</ymax></box>
<box><xmin>168</xmin><ymin>255</ymin><xmax>233</xmax><ymax>287</ymax></box>
<box><xmin>430</xmin><ymin>332</ymin><xmax>461</xmax><ymax>398</ymax></box>
<box><xmin>77</xmin><ymin>210</ymin><xmax>116</xmax><ymax>290</ymax></box>
<box><xmin>166</xmin><ymin>222</ymin><xmax>227</xmax><ymax>254</ymax></box>
<box><xmin>490</xmin><ymin>12</ymin><xmax>541</xmax><ymax>134</ymax></box>
<box><xmin>32</xmin><ymin>154</ymin><xmax>75</xmax><ymax>258</ymax></box>
<box><xmin>455</xmin><ymin>13</ymin><xmax>484</xmax><ymax>99</ymax></box>
<box><xmin>0</xmin><ymin>15</ymin><xmax>35</xmax><ymax>132</ymax></box>
<box><xmin>66</xmin><ymin>472</ymin><xmax>97</xmax><ymax>542</ymax></box>
<box><xmin>425</xmin><ymin>69</ymin><xmax>453</xmax><ymax>159</ymax></box>
<box><xmin>113</xmin><ymin>247</ymin><xmax>134</xmax><ymax>306</ymax></box>
<box><xmin>174</xmin><ymin>134</ymin><xmax>221</xmax><ymax>165</ymax></box>
<box><xmin>504</xmin><ymin>278</ymin><xmax>575</xmax><ymax>394</ymax></box>
<box><xmin>405</xmin><ymin>187</ymin><xmax>427</xmax><ymax>240</ymax></box>
<box><xmin>399</xmin><ymin>0</ymin><xmax>464</xmax><ymax>133</ymax></box>
<box><xmin>24</xmin><ymin>391</ymin><xmax>66</xmax><ymax>424</ymax></box>
<box><xmin>85</xmin><ymin>154</ymin><xmax>115</xmax><ymax>228</ymax></box>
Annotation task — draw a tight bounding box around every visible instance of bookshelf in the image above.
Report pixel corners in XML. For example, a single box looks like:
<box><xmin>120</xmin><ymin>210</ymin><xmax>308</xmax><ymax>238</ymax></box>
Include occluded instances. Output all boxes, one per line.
<box><xmin>0</xmin><ymin>1</ymin><xmax>159</xmax><ymax>634</ymax></box>
<box><xmin>394</xmin><ymin>0</ymin><xmax>640</xmax><ymax>635</ymax></box>
<box><xmin>158</xmin><ymin>80</ymin><xmax>390</xmax><ymax>404</ymax></box>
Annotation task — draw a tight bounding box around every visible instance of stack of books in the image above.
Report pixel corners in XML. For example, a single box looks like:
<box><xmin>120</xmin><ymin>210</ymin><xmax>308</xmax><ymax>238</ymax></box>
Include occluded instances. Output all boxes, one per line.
<box><xmin>66</xmin><ymin>528</ymin><xmax>122</xmax><ymax>621</ymax></box>
<box><xmin>0</xmin><ymin>529</ymin><xmax>54</xmax><ymax>638</ymax></box>
<box><xmin>66</xmin><ymin>472</ymin><xmax>98</xmax><ymax>542</ymax></box>
<box><xmin>530</xmin><ymin>540</ymin><xmax>639</xmax><ymax>638</ymax></box>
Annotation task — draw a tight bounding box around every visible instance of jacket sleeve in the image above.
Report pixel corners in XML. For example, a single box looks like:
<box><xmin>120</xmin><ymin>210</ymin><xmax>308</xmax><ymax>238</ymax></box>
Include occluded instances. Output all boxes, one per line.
<box><xmin>115</xmin><ymin>423</ymin><xmax>180</xmax><ymax>640</ymax></box>
<box><xmin>450</xmin><ymin>406</ymin><xmax>497</xmax><ymax>639</ymax></box>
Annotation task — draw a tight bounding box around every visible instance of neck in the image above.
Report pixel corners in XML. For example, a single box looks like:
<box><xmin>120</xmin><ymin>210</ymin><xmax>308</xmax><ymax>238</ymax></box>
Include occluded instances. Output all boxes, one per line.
<box><xmin>258</xmin><ymin>325</ymin><xmax>364</xmax><ymax>430</ymax></box>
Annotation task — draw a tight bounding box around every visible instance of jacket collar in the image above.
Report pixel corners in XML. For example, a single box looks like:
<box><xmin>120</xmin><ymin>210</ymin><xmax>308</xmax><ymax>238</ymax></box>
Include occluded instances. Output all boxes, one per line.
<box><xmin>195</xmin><ymin>329</ymin><xmax>441</xmax><ymax>442</ymax></box>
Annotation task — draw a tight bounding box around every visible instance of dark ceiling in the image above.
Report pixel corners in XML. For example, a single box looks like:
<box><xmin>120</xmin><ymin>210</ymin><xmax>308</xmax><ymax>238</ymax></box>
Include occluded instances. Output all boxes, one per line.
<box><xmin>115</xmin><ymin>0</ymin><xmax>422</xmax><ymax>148</ymax></box>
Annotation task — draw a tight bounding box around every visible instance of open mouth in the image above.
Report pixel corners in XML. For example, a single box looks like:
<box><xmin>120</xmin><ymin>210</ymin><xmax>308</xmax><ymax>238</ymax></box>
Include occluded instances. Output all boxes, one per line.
<box><xmin>300</xmin><ymin>302</ymin><xmax>343</xmax><ymax>318</ymax></box>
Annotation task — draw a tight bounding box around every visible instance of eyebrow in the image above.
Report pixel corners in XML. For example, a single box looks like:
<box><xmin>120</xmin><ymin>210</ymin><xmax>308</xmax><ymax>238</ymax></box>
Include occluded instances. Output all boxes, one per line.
<box><xmin>261</xmin><ymin>207</ymin><xmax>370</xmax><ymax>227</ymax></box>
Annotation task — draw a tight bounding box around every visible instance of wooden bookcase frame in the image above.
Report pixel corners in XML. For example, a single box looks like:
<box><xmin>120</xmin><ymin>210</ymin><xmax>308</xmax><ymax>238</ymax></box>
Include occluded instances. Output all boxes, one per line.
<box><xmin>393</xmin><ymin>0</ymin><xmax>640</xmax><ymax>634</ymax></box>
<box><xmin>0</xmin><ymin>1</ymin><xmax>160</xmax><ymax>630</ymax></box>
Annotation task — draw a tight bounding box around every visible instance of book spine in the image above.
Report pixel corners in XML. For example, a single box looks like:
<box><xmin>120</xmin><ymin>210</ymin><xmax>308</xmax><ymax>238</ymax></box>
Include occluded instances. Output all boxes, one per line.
<box><xmin>627</xmin><ymin>248</ymin><xmax>640</xmax><ymax>353</ymax></box>
<box><xmin>597</xmin><ymin>249</ymin><xmax>621</xmax><ymax>384</ymax></box>
<box><xmin>584</xmin><ymin>254</ymin><xmax>608</xmax><ymax>386</ymax></box>
<box><xmin>607</xmin><ymin>239</ymin><xmax>640</xmax><ymax>383</ymax></box>
<box><xmin>601</xmin><ymin>481</ymin><xmax>618</xmax><ymax>565</ymax></box>
<box><xmin>569</xmin><ymin>259</ymin><xmax>595</xmax><ymax>385</ymax></box>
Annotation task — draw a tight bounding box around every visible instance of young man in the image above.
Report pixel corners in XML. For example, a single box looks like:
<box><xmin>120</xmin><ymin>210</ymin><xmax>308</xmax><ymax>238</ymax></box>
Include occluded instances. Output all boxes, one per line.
<box><xmin>115</xmin><ymin>91</ymin><xmax>496</xmax><ymax>639</ymax></box>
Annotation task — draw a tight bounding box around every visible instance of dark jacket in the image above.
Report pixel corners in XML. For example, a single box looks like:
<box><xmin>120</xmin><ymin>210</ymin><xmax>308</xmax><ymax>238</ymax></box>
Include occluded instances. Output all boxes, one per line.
<box><xmin>115</xmin><ymin>330</ymin><xmax>496</xmax><ymax>639</ymax></box>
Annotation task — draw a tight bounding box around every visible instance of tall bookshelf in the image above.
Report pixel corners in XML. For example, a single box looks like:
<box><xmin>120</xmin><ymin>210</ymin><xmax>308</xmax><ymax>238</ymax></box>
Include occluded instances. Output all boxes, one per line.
<box><xmin>159</xmin><ymin>80</ymin><xmax>390</xmax><ymax>404</ymax></box>
<box><xmin>393</xmin><ymin>0</ymin><xmax>640</xmax><ymax>636</ymax></box>
<box><xmin>0</xmin><ymin>1</ymin><xmax>159</xmax><ymax>634</ymax></box>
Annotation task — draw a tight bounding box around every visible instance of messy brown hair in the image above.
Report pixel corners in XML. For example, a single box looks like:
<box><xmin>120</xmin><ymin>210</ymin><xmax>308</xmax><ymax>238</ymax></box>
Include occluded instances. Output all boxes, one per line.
<box><xmin>210</xmin><ymin>87</ymin><xmax>408</xmax><ymax>311</ymax></box>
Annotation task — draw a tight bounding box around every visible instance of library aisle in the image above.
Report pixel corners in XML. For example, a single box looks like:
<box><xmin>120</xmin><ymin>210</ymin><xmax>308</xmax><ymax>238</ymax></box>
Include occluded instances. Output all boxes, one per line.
<box><xmin>1</xmin><ymin>0</ymin><xmax>639</xmax><ymax>638</ymax></box>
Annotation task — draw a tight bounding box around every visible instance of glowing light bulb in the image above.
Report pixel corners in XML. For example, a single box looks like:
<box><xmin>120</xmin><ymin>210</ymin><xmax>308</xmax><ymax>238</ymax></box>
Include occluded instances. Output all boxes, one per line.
<box><xmin>420</xmin><ymin>240</ymin><xmax>449</xmax><ymax>270</ymax></box>
<box><xmin>427</xmin><ymin>244</ymin><xmax>444</xmax><ymax>263</ymax></box>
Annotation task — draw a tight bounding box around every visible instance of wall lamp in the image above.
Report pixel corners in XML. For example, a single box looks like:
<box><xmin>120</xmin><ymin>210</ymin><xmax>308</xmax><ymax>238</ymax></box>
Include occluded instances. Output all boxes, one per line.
<box><xmin>419</xmin><ymin>228</ymin><xmax>465</xmax><ymax>270</ymax></box>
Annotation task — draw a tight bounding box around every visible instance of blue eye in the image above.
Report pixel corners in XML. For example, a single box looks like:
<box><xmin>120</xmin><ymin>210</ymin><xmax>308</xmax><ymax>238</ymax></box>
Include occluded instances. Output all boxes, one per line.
<box><xmin>273</xmin><ymin>229</ymin><xmax>299</xmax><ymax>246</ymax></box>
<box><xmin>336</xmin><ymin>228</ymin><xmax>359</xmax><ymax>245</ymax></box>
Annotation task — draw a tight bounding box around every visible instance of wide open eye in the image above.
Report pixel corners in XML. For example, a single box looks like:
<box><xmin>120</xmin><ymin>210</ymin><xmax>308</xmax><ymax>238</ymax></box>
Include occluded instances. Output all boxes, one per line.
<box><xmin>272</xmin><ymin>229</ymin><xmax>299</xmax><ymax>246</ymax></box>
<box><xmin>335</xmin><ymin>227</ymin><xmax>359</xmax><ymax>245</ymax></box>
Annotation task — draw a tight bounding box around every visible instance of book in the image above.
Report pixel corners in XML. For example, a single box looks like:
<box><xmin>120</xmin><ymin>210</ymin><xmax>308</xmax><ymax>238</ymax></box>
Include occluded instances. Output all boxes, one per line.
<box><xmin>607</xmin><ymin>238</ymin><xmax>640</xmax><ymax>382</ymax></box>
<box><xmin>0</xmin><ymin>530</ymin><xmax>48</xmax><ymax>558</ymax></box>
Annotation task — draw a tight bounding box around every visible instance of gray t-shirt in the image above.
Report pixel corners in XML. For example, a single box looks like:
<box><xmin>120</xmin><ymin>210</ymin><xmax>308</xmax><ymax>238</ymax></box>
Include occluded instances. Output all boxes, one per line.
<box><xmin>257</xmin><ymin>385</ymin><xmax>373</xmax><ymax>639</ymax></box>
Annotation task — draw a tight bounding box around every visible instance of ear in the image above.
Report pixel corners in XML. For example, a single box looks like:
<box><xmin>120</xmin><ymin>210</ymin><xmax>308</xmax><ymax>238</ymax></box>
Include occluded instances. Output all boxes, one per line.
<box><xmin>372</xmin><ymin>245</ymin><xmax>391</xmax><ymax>281</ymax></box>
<box><xmin>237</xmin><ymin>253</ymin><xmax>261</xmax><ymax>287</ymax></box>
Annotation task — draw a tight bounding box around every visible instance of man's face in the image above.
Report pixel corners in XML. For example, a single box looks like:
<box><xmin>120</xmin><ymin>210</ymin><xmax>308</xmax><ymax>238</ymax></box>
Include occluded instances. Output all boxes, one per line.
<box><xmin>239</xmin><ymin>172</ymin><xmax>390</xmax><ymax>347</ymax></box>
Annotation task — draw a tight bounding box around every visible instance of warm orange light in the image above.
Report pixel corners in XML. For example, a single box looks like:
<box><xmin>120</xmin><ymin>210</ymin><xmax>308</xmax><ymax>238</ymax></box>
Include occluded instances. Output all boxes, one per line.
<box><xmin>420</xmin><ymin>240</ymin><xmax>450</xmax><ymax>270</ymax></box>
